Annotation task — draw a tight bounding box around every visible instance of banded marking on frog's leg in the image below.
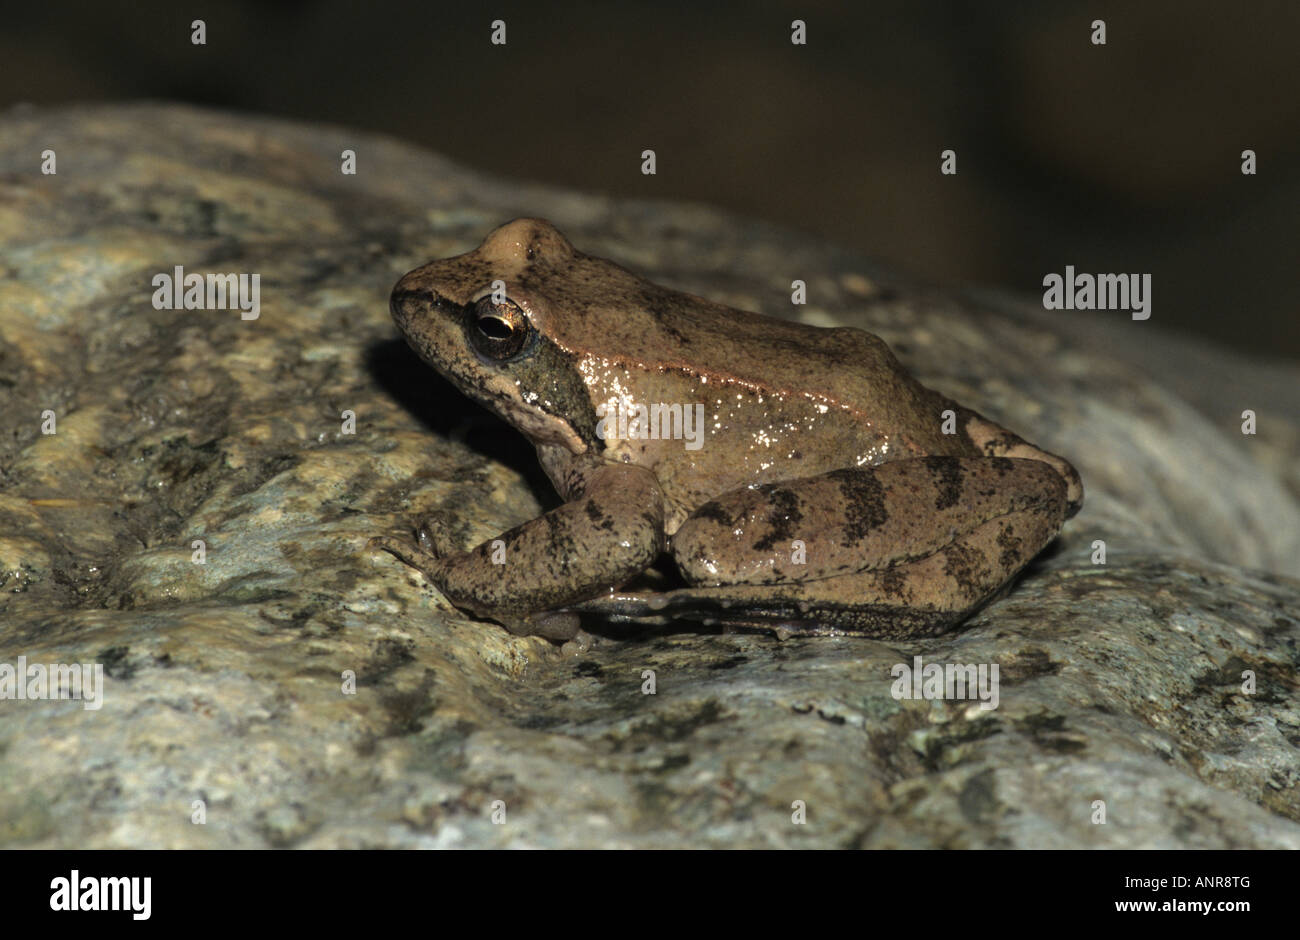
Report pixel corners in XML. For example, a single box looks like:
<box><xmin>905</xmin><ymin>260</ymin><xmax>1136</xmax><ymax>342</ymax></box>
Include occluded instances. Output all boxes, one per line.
<box><xmin>959</xmin><ymin>408</ymin><xmax>1083</xmax><ymax>517</ymax></box>
<box><xmin>371</xmin><ymin>463</ymin><xmax>664</xmax><ymax>639</ymax></box>
<box><xmin>671</xmin><ymin>457</ymin><xmax>1067</xmax><ymax>588</ymax></box>
<box><xmin>582</xmin><ymin>503</ymin><xmax>1064</xmax><ymax>639</ymax></box>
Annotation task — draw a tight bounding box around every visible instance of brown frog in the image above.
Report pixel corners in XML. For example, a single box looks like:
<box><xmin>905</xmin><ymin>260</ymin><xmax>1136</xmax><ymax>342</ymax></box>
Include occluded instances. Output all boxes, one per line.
<box><xmin>373</xmin><ymin>219</ymin><xmax>1082</xmax><ymax>642</ymax></box>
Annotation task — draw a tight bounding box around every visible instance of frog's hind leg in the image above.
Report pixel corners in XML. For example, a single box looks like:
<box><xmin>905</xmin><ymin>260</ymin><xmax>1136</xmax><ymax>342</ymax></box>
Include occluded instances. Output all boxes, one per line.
<box><xmin>650</xmin><ymin>456</ymin><xmax>1069</xmax><ymax>638</ymax></box>
<box><xmin>585</xmin><ymin>504</ymin><xmax>1063</xmax><ymax>639</ymax></box>
<box><xmin>804</xmin><ymin>503</ymin><xmax>1067</xmax><ymax>636</ymax></box>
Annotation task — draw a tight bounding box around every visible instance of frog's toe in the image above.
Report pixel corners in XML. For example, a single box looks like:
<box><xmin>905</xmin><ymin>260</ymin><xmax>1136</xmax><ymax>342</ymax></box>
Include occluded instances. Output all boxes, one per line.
<box><xmin>559</xmin><ymin>629</ymin><xmax>595</xmax><ymax>656</ymax></box>
<box><xmin>368</xmin><ymin>534</ymin><xmax>422</xmax><ymax>567</ymax></box>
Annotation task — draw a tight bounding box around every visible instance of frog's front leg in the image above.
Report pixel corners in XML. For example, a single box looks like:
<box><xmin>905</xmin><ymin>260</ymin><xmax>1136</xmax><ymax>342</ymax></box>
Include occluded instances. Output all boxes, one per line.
<box><xmin>372</xmin><ymin>463</ymin><xmax>664</xmax><ymax>639</ymax></box>
<box><xmin>636</xmin><ymin>456</ymin><xmax>1069</xmax><ymax>637</ymax></box>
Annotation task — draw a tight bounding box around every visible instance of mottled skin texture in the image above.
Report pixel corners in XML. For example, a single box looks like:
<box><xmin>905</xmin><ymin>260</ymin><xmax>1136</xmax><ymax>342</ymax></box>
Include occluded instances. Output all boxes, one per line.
<box><xmin>373</xmin><ymin>219</ymin><xmax>1083</xmax><ymax>641</ymax></box>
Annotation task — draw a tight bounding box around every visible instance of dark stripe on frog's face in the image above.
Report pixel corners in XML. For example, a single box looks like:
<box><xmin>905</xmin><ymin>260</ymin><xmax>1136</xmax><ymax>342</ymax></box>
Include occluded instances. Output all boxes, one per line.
<box><xmin>391</xmin><ymin>285</ymin><xmax>600</xmax><ymax>454</ymax></box>
<box><xmin>503</xmin><ymin>327</ymin><xmax>602</xmax><ymax>452</ymax></box>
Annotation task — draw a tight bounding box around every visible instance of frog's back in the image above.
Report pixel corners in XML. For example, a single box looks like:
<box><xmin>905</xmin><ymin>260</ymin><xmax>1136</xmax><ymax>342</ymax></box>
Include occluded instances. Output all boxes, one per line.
<box><xmin>447</xmin><ymin>218</ymin><xmax>947</xmax><ymax>445</ymax></box>
<box><xmin>536</xmin><ymin>249</ymin><xmax>976</xmax><ymax>464</ymax></box>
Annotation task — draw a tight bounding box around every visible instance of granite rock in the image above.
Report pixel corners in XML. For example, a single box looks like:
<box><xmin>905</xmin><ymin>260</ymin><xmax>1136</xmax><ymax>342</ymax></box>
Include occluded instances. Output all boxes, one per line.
<box><xmin>0</xmin><ymin>103</ymin><xmax>1297</xmax><ymax>848</ymax></box>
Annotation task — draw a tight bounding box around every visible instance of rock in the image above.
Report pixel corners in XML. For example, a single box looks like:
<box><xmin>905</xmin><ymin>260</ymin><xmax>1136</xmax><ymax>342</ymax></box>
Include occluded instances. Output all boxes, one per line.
<box><xmin>0</xmin><ymin>103</ymin><xmax>1297</xmax><ymax>848</ymax></box>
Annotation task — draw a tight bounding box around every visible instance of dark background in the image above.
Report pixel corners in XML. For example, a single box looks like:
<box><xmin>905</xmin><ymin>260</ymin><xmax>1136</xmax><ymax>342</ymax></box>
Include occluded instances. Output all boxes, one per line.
<box><xmin>6</xmin><ymin>0</ymin><xmax>1298</xmax><ymax>359</ymax></box>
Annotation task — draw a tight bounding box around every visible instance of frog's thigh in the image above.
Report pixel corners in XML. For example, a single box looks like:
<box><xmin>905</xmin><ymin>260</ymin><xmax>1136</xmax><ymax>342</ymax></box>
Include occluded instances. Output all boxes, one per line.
<box><xmin>671</xmin><ymin>457</ymin><xmax>1066</xmax><ymax>586</ymax></box>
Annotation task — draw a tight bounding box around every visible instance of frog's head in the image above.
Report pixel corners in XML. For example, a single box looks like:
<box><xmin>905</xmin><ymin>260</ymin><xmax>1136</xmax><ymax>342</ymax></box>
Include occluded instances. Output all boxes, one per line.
<box><xmin>389</xmin><ymin>219</ymin><xmax>600</xmax><ymax>454</ymax></box>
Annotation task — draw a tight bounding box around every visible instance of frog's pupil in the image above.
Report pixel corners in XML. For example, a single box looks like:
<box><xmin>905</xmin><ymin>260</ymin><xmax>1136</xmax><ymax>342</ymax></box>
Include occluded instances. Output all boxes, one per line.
<box><xmin>478</xmin><ymin>316</ymin><xmax>512</xmax><ymax>339</ymax></box>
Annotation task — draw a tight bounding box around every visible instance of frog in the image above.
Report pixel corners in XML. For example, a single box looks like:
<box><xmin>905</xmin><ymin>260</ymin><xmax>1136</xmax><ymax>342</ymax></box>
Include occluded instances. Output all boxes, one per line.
<box><xmin>372</xmin><ymin>218</ymin><xmax>1083</xmax><ymax>644</ymax></box>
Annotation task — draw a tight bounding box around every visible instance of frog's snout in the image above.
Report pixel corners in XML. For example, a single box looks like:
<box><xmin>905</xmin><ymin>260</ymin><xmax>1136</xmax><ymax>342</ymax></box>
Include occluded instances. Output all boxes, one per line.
<box><xmin>389</xmin><ymin>272</ymin><xmax>456</xmax><ymax>335</ymax></box>
<box><xmin>389</xmin><ymin>294</ymin><xmax>412</xmax><ymax>333</ymax></box>
<box><xmin>388</xmin><ymin>268</ymin><xmax>481</xmax><ymax>378</ymax></box>
<box><xmin>388</xmin><ymin>268</ymin><xmax>428</xmax><ymax>329</ymax></box>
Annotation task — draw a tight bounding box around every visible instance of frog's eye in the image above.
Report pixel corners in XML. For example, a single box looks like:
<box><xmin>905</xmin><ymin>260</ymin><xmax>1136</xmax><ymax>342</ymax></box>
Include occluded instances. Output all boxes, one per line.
<box><xmin>469</xmin><ymin>296</ymin><xmax>533</xmax><ymax>361</ymax></box>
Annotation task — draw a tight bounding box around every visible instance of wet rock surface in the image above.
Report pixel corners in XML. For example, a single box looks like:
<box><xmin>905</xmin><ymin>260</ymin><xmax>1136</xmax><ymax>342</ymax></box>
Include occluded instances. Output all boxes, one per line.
<box><xmin>0</xmin><ymin>103</ymin><xmax>1297</xmax><ymax>848</ymax></box>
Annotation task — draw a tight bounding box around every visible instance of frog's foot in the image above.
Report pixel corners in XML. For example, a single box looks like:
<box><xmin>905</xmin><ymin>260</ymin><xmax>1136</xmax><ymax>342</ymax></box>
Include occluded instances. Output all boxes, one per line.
<box><xmin>369</xmin><ymin>510</ymin><xmax>463</xmax><ymax>574</ymax></box>
<box><xmin>559</xmin><ymin>629</ymin><xmax>595</xmax><ymax>657</ymax></box>
<box><xmin>498</xmin><ymin>609</ymin><xmax>583</xmax><ymax>642</ymax></box>
<box><xmin>570</xmin><ymin>592</ymin><xmax>853</xmax><ymax>636</ymax></box>
<box><xmin>368</xmin><ymin>534</ymin><xmax>441</xmax><ymax>575</ymax></box>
